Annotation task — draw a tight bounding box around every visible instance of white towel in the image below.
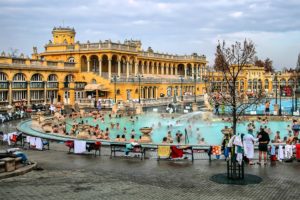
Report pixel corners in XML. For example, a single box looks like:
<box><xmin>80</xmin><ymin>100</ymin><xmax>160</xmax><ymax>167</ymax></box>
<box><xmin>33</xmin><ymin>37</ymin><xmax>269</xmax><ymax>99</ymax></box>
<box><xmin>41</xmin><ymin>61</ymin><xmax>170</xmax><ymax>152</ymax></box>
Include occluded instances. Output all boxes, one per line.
<box><xmin>3</xmin><ymin>134</ymin><xmax>8</xmax><ymax>143</ymax></box>
<box><xmin>74</xmin><ymin>140</ymin><xmax>86</xmax><ymax>154</ymax></box>
<box><xmin>30</xmin><ymin>137</ymin><xmax>36</xmax><ymax>147</ymax></box>
<box><xmin>278</xmin><ymin>145</ymin><xmax>284</xmax><ymax>161</ymax></box>
<box><xmin>285</xmin><ymin>145</ymin><xmax>293</xmax><ymax>159</ymax></box>
<box><xmin>35</xmin><ymin>138</ymin><xmax>43</xmax><ymax>150</ymax></box>
<box><xmin>26</xmin><ymin>136</ymin><xmax>31</xmax><ymax>143</ymax></box>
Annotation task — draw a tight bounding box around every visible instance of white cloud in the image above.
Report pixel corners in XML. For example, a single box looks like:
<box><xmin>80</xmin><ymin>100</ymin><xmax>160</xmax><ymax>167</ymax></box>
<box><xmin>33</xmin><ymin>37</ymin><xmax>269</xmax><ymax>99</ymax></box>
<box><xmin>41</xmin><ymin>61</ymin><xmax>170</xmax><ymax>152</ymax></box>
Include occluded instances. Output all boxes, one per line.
<box><xmin>230</xmin><ymin>11</ymin><xmax>243</xmax><ymax>18</ymax></box>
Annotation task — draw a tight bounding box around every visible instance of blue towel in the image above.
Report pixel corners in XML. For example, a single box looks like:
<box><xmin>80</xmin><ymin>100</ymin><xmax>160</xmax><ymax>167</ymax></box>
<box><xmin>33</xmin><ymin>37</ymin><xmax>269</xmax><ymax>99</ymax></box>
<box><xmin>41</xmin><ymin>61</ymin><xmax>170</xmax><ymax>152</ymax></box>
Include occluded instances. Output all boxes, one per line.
<box><xmin>13</xmin><ymin>151</ymin><xmax>28</xmax><ymax>163</ymax></box>
<box><xmin>224</xmin><ymin>147</ymin><xmax>229</xmax><ymax>158</ymax></box>
<box><xmin>270</xmin><ymin>145</ymin><xmax>276</xmax><ymax>156</ymax></box>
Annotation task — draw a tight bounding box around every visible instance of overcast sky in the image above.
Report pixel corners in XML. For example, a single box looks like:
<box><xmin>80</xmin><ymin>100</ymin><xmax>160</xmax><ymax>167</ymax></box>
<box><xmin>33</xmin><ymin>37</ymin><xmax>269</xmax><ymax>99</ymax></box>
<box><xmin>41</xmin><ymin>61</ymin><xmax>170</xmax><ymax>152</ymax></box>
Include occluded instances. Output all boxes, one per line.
<box><xmin>0</xmin><ymin>0</ymin><xmax>299</xmax><ymax>69</ymax></box>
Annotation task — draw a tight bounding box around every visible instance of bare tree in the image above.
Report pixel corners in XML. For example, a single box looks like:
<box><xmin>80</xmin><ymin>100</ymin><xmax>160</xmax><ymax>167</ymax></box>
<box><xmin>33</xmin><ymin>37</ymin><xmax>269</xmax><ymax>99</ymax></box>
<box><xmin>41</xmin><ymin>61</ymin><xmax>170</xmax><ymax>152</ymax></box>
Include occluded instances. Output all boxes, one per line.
<box><xmin>264</xmin><ymin>57</ymin><xmax>274</xmax><ymax>73</ymax></box>
<box><xmin>212</xmin><ymin>40</ymin><xmax>265</xmax><ymax>135</ymax></box>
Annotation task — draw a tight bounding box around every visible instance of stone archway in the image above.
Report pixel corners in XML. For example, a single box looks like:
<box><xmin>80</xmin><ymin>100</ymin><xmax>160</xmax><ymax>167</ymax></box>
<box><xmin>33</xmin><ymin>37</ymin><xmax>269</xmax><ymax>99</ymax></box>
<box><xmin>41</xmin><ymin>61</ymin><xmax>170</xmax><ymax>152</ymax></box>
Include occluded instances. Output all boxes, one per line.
<box><xmin>80</xmin><ymin>55</ymin><xmax>88</xmax><ymax>72</ymax></box>
<box><xmin>90</xmin><ymin>55</ymin><xmax>99</xmax><ymax>72</ymax></box>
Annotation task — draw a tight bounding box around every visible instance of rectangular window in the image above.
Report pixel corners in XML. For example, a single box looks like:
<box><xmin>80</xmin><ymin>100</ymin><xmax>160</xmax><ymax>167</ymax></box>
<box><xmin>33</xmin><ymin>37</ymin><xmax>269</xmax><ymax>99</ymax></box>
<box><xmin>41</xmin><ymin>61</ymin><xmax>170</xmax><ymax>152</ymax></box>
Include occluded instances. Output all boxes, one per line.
<box><xmin>30</xmin><ymin>91</ymin><xmax>44</xmax><ymax>100</ymax></box>
<box><xmin>13</xmin><ymin>91</ymin><xmax>27</xmax><ymax>101</ymax></box>
<box><xmin>0</xmin><ymin>91</ymin><xmax>8</xmax><ymax>102</ymax></box>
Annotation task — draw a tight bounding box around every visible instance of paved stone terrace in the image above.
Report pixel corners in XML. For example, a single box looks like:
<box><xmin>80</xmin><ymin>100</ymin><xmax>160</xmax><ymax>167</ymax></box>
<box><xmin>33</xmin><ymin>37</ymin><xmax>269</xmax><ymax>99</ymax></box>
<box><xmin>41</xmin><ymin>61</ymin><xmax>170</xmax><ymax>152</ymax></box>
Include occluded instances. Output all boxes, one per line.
<box><xmin>0</xmin><ymin>120</ymin><xmax>300</xmax><ymax>200</ymax></box>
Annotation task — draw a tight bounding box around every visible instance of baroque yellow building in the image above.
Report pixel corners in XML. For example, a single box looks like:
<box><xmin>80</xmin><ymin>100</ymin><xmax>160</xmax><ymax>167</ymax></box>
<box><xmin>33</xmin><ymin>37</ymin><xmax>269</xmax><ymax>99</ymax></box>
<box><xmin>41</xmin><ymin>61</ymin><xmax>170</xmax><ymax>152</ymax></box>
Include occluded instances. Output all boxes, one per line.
<box><xmin>208</xmin><ymin>65</ymin><xmax>298</xmax><ymax>97</ymax></box>
<box><xmin>0</xmin><ymin>27</ymin><xmax>297</xmax><ymax>108</ymax></box>
<box><xmin>0</xmin><ymin>27</ymin><xmax>208</xmax><ymax>107</ymax></box>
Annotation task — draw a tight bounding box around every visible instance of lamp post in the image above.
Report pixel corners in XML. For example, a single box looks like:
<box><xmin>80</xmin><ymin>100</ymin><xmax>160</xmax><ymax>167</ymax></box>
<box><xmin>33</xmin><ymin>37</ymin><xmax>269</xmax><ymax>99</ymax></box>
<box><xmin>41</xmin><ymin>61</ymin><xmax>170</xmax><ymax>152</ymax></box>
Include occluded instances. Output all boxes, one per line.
<box><xmin>179</xmin><ymin>75</ymin><xmax>184</xmax><ymax>101</ymax></box>
<box><xmin>279</xmin><ymin>85</ymin><xmax>282</xmax><ymax>116</ymax></box>
<box><xmin>273</xmin><ymin>74</ymin><xmax>278</xmax><ymax>104</ymax></box>
<box><xmin>295</xmin><ymin>87</ymin><xmax>298</xmax><ymax>112</ymax></box>
<box><xmin>111</xmin><ymin>75</ymin><xmax>118</xmax><ymax>103</ymax></box>
<box><xmin>135</xmin><ymin>74</ymin><xmax>143</xmax><ymax>103</ymax></box>
<box><xmin>192</xmin><ymin>72</ymin><xmax>200</xmax><ymax>103</ymax></box>
<box><xmin>292</xmin><ymin>86</ymin><xmax>295</xmax><ymax>113</ymax></box>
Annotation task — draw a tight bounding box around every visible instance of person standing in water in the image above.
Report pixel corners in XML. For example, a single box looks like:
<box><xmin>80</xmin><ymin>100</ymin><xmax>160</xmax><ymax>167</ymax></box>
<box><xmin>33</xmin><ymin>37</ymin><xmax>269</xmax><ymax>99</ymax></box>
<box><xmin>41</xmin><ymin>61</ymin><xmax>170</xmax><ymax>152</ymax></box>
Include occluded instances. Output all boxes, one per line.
<box><xmin>265</xmin><ymin>101</ymin><xmax>270</xmax><ymax>116</ymax></box>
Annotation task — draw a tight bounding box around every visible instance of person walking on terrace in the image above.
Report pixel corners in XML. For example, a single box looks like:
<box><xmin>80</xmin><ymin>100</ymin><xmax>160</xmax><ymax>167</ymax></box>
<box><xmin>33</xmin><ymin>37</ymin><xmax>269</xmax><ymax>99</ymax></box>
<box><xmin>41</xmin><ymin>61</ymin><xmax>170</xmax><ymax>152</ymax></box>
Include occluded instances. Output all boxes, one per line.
<box><xmin>257</xmin><ymin>127</ymin><xmax>270</xmax><ymax>165</ymax></box>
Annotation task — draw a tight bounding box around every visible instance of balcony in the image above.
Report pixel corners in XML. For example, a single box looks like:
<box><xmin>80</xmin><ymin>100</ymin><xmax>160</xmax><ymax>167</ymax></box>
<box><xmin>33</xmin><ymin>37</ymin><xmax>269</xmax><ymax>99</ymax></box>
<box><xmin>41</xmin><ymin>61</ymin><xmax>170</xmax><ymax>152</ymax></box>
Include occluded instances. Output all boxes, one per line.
<box><xmin>0</xmin><ymin>82</ymin><xmax>9</xmax><ymax>89</ymax></box>
<box><xmin>75</xmin><ymin>82</ymin><xmax>87</xmax><ymax>89</ymax></box>
<box><xmin>12</xmin><ymin>82</ymin><xmax>27</xmax><ymax>89</ymax></box>
<box><xmin>47</xmin><ymin>82</ymin><xmax>59</xmax><ymax>88</ymax></box>
<box><xmin>30</xmin><ymin>82</ymin><xmax>44</xmax><ymax>89</ymax></box>
<box><xmin>64</xmin><ymin>82</ymin><xmax>70</xmax><ymax>88</ymax></box>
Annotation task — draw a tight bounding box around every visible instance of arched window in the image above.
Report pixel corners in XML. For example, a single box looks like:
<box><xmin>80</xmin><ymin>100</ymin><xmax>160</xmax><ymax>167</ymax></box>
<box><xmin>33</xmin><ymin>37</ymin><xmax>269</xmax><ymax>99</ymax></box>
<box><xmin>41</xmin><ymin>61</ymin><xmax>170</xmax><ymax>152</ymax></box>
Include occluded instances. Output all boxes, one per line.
<box><xmin>47</xmin><ymin>74</ymin><xmax>58</xmax><ymax>88</ymax></box>
<box><xmin>48</xmin><ymin>74</ymin><xmax>58</xmax><ymax>82</ymax></box>
<box><xmin>65</xmin><ymin>74</ymin><xmax>74</xmax><ymax>82</ymax></box>
<box><xmin>288</xmin><ymin>79</ymin><xmax>294</xmax><ymax>86</ymax></box>
<box><xmin>68</xmin><ymin>57</ymin><xmax>75</xmax><ymax>63</ymax></box>
<box><xmin>13</xmin><ymin>73</ymin><xmax>26</xmax><ymax>81</ymax></box>
<box><xmin>248</xmin><ymin>79</ymin><xmax>252</xmax><ymax>90</ymax></box>
<box><xmin>0</xmin><ymin>72</ymin><xmax>7</xmax><ymax>81</ymax></box>
<box><xmin>280</xmin><ymin>79</ymin><xmax>286</xmax><ymax>86</ymax></box>
<box><xmin>167</xmin><ymin>86</ymin><xmax>172</xmax><ymax>97</ymax></box>
<box><xmin>31</xmin><ymin>73</ymin><xmax>43</xmax><ymax>81</ymax></box>
<box><xmin>258</xmin><ymin>79</ymin><xmax>262</xmax><ymax>89</ymax></box>
<box><xmin>264</xmin><ymin>79</ymin><xmax>269</xmax><ymax>90</ymax></box>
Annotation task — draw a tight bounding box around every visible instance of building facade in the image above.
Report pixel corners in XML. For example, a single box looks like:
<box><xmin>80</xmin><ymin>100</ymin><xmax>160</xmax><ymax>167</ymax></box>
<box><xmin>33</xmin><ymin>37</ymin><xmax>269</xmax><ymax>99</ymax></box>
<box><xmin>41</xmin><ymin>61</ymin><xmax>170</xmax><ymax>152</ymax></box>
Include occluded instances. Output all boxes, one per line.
<box><xmin>0</xmin><ymin>27</ymin><xmax>208</xmax><ymax>106</ymax></box>
<box><xmin>0</xmin><ymin>27</ymin><xmax>298</xmax><ymax>107</ymax></box>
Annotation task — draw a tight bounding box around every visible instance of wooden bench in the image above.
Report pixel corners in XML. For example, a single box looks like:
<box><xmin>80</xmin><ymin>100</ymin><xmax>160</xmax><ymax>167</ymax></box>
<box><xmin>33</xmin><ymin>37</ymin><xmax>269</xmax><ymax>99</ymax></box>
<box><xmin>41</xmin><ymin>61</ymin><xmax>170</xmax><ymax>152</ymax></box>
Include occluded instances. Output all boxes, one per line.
<box><xmin>110</xmin><ymin>143</ymin><xmax>145</xmax><ymax>160</ymax></box>
<box><xmin>21</xmin><ymin>135</ymin><xmax>50</xmax><ymax>150</ymax></box>
<box><xmin>86</xmin><ymin>142</ymin><xmax>101</xmax><ymax>156</ymax></box>
<box><xmin>156</xmin><ymin>145</ymin><xmax>213</xmax><ymax>162</ymax></box>
<box><xmin>65</xmin><ymin>141</ymin><xmax>101</xmax><ymax>156</ymax></box>
<box><xmin>192</xmin><ymin>146</ymin><xmax>212</xmax><ymax>161</ymax></box>
<box><xmin>157</xmin><ymin>146</ymin><xmax>194</xmax><ymax>161</ymax></box>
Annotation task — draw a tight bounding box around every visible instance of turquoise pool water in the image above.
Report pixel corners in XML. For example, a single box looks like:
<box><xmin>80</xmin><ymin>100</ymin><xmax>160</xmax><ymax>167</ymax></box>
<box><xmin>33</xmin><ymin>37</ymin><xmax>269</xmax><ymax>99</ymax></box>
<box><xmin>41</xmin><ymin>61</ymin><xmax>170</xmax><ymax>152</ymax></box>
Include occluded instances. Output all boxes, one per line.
<box><xmin>65</xmin><ymin>112</ymin><xmax>292</xmax><ymax>145</ymax></box>
<box><xmin>225</xmin><ymin>98</ymin><xmax>297</xmax><ymax>115</ymax></box>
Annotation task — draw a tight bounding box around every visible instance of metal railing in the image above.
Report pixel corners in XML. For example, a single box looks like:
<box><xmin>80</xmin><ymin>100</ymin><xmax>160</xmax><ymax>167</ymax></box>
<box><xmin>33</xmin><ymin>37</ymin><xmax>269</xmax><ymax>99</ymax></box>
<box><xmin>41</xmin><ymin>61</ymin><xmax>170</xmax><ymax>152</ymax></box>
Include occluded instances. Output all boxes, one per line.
<box><xmin>79</xmin><ymin>42</ymin><xmax>137</xmax><ymax>52</ymax></box>
<box><xmin>113</xmin><ymin>76</ymin><xmax>203</xmax><ymax>84</ymax></box>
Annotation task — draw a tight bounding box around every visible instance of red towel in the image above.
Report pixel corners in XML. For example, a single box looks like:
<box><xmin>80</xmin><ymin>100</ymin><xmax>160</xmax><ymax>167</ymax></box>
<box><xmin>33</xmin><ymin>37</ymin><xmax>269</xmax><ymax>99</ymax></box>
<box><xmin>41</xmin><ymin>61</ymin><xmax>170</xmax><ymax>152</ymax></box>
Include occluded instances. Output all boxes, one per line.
<box><xmin>171</xmin><ymin>146</ymin><xmax>183</xmax><ymax>158</ymax></box>
<box><xmin>65</xmin><ymin>141</ymin><xmax>74</xmax><ymax>148</ymax></box>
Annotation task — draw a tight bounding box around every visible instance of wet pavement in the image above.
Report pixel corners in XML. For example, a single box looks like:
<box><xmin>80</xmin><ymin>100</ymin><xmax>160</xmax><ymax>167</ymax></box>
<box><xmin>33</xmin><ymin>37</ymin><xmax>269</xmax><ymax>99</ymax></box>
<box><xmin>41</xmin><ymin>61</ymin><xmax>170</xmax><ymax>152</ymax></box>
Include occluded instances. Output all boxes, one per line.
<box><xmin>0</xmin><ymin>120</ymin><xmax>300</xmax><ymax>200</ymax></box>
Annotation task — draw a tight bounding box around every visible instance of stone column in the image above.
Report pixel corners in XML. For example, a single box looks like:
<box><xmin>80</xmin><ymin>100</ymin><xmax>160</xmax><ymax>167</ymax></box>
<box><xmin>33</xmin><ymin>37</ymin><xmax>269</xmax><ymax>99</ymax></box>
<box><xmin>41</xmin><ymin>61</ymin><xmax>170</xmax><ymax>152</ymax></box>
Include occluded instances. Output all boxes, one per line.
<box><xmin>126</xmin><ymin>61</ymin><xmax>130</xmax><ymax>78</ymax></box>
<box><xmin>161</xmin><ymin>66</ymin><xmax>164</xmax><ymax>75</ymax></box>
<box><xmin>192</xmin><ymin>64</ymin><xmax>195</xmax><ymax>75</ymax></box>
<box><xmin>135</xmin><ymin>62</ymin><xmax>138</xmax><ymax>75</ymax></box>
<box><xmin>69</xmin><ymin>82</ymin><xmax>75</xmax><ymax>105</ymax></box>
<box><xmin>145</xmin><ymin>88</ymin><xmax>148</xmax><ymax>99</ymax></box>
<box><xmin>141</xmin><ymin>64</ymin><xmax>144</xmax><ymax>74</ymax></box>
<box><xmin>151</xmin><ymin>64</ymin><xmax>154</xmax><ymax>74</ymax></box>
<box><xmin>87</xmin><ymin>59</ymin><xmax>90</xmax><ymax>72</ymax></box>
<box><xmin>184</xmin><ymin>64</ymin><xmax>187</xmax><ymax>78</ymax></box>
<box><xmin>27</xmin><ymin>81</ymin><xmax>30</xmax><ymax>106</ymax></box>
<box><xmin>147</xmin><ymin>62</ymin><xmax>150</xmax><ymax>74</ymax></box>
<box><xmin>99</xmin><ymin>59</ymin><xmax>102</xmax><ymax>76</ymax></box>
<box><xmin>108</xmin><ymin>59</ymin><xmax>112</xmax><ymax>79</ymax></box>
<box><xmin>175</xmin><ymin>65</ymin><xmax>178</xmax><ymax>75</ymax></box>
<box><xmin>44</xmin><ymin>81</ymin><xmax>47</xmax><ymax>104</ymax></box>
<box><xmin>8</xmin><ymin>81</ymin><xmax>12</xmax><ymax>105</ymax></box>
<box><xmin>118</xmin><ymin>60</ymin><xmax>121</xmax><ymax>77</ymax></box>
